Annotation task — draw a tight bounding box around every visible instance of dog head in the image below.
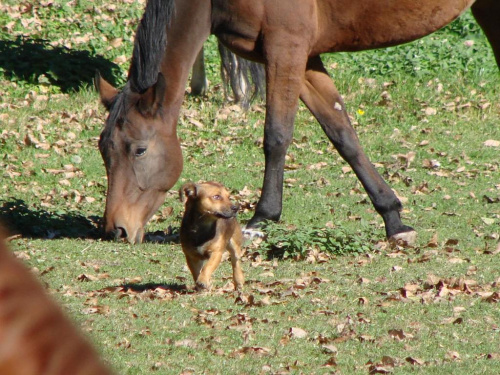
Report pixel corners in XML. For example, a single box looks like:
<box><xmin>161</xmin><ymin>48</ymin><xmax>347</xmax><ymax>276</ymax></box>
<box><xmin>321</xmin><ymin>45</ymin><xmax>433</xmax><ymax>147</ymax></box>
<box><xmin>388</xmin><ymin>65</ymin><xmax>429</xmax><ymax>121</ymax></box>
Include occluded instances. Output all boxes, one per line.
<box><xmin>179</xmin><ymin>182</ymin><xmax>239</xmax><ymax>219</ymax></box>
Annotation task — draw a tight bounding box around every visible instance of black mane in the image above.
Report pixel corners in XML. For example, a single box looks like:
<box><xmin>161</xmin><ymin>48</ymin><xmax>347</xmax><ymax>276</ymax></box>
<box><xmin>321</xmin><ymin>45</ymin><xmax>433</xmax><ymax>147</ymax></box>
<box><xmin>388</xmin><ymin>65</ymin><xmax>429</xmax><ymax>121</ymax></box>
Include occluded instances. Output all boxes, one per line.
<box><xmin>128</xmin><ymin>0</ymin><xmax>175</xmax><ymax>93</ymax></box>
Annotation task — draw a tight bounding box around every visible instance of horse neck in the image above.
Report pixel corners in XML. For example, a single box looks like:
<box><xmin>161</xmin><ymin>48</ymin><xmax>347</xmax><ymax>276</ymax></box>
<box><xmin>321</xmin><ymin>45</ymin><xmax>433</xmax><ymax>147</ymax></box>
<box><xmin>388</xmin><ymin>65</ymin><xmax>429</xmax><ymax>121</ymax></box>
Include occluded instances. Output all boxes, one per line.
<box><xmin>160</xmin><ymin>0</ymin><xmax>211</xmax><ymax>123</ymax></box>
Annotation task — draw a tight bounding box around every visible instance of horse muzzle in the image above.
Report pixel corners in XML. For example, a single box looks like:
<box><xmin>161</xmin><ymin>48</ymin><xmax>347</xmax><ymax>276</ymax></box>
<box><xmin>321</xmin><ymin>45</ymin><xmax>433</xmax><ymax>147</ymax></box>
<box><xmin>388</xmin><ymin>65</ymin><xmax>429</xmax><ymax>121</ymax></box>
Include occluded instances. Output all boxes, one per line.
<box><xmin>104</xmin><ymin>223</ymin><xmax>144</xmax><ymax>244</ymax></box>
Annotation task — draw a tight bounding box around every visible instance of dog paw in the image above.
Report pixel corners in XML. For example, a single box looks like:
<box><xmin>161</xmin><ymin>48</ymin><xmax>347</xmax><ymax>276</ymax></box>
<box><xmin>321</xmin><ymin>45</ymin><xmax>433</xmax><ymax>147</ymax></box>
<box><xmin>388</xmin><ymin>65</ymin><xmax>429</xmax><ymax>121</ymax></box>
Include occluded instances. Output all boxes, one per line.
<box><xmin>242</xmin><ymin>226</ymin><xmax>265</xmax><ymax>240</ymax></box>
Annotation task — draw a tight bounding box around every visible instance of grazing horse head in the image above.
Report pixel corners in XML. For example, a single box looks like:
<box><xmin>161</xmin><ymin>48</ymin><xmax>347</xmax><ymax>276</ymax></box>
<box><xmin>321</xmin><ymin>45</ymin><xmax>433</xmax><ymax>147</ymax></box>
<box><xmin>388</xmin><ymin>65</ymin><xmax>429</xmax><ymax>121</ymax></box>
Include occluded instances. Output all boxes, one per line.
<box><xmin>95</xmin><ymin>73</ymin><xmax>183</xmax><ymax>244</ymax></box>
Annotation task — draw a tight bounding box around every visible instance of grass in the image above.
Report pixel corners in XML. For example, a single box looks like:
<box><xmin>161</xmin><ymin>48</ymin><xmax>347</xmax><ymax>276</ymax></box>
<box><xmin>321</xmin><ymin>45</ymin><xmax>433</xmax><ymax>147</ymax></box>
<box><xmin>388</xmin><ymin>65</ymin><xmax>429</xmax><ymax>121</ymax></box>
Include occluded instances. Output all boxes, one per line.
<box><xmin>1</xmin><ymin>1</ymin><xmax>500</xmax><ymax>374</ymax></box>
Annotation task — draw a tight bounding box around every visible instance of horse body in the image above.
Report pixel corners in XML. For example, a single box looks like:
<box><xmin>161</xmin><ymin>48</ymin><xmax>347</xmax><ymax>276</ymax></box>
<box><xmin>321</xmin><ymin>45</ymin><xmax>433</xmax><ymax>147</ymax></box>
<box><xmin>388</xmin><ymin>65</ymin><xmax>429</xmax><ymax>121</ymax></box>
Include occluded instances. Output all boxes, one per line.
<box><xmin>97</xmin><ymin>0</ymin><xmax>500</xmax><ymax>244</ymax></box>
<box><xmin>212</xmin><ymin>0</ymin><xmax>475</xmax><ymax>57</ymax></box>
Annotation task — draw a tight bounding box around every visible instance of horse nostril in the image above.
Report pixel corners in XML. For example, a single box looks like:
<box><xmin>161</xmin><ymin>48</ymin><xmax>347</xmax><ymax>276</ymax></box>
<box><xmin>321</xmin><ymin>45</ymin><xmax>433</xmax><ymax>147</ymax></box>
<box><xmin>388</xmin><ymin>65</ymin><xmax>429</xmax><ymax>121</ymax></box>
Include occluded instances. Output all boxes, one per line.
<box><xmin>113</xmin><ymin>227</ymin><xmax>128</xmax><ymax>241</ymax></box>
<box><xmin>116</xmin><ymin>227</ymin><xmax>127</xmax><ymax>239</ymax></box>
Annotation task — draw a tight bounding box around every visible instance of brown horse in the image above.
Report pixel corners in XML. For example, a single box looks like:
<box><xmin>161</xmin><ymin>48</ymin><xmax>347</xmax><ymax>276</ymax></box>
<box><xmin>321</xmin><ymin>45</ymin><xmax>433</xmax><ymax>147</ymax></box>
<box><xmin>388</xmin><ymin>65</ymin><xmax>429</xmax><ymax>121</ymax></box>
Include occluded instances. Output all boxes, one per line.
<box><xmin>96</xmin><ymin>0</ymin><xmax>500</xmax><ymax>244</ymax></box>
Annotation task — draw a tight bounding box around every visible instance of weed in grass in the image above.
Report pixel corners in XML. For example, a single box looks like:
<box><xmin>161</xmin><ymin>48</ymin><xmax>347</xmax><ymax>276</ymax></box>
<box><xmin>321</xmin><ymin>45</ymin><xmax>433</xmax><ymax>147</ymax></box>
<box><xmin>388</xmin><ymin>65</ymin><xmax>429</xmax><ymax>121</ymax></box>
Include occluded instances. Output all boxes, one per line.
<box><xmin>260</xmin><ymin>221</ymin><xmax>376</xmax><ymax>259</ymax></box>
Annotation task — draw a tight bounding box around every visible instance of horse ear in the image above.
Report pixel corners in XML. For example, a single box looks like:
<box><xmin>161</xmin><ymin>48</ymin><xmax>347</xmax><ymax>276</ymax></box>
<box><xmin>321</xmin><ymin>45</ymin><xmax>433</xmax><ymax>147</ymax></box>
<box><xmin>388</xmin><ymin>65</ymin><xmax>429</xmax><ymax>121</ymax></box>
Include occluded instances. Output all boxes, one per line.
<box><xmin>137</xmin><ymin>73</ymin><xmax>166</xmax><ymax>116</ymax></box>
<box><xmin>95</xmin><ymin>71</ymin><xmax>118</xmax><ymax>110</ymax></box>
<box><xmin>179</xmin><ymin>182</ymin><xmax>197</xmax><ymax>203</ymax></box>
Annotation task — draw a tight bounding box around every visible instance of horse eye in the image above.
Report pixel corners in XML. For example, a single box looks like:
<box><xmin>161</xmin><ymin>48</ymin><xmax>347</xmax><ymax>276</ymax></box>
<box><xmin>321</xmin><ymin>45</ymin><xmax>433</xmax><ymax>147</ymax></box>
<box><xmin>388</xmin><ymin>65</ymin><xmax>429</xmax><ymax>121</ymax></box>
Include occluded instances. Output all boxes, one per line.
<box><xmin>135</xmin><ymin>147</ymin><xmax>147</xmax><ymax>157</ymax></box>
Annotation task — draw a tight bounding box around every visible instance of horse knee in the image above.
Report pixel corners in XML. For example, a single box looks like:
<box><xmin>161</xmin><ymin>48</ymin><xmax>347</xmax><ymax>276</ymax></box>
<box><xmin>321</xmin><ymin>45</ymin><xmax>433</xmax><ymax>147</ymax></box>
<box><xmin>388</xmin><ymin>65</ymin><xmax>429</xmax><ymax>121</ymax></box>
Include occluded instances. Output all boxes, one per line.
<box><xmin>263</xmin><ymin>127</ymin><xmax>293</xmax><ymax>155</ymax></box>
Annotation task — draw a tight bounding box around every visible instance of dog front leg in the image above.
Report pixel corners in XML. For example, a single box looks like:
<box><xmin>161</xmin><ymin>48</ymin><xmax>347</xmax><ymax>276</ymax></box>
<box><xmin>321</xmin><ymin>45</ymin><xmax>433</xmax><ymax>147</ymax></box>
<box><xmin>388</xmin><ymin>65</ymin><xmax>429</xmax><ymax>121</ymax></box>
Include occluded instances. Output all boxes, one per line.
<box><xmin>196</xmin><ymin>250</ymin><xmax>223</xmax><ymax>290</ymax></box>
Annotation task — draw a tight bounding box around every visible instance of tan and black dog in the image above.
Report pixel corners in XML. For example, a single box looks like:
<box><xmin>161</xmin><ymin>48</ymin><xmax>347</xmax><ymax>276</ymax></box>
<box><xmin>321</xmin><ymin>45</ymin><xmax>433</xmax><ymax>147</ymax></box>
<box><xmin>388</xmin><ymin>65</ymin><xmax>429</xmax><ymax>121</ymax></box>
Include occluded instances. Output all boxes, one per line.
<box><xmin>179</xmin><ymin>181</ymin><xmax>244</xmax><ymax>290</ymax></box>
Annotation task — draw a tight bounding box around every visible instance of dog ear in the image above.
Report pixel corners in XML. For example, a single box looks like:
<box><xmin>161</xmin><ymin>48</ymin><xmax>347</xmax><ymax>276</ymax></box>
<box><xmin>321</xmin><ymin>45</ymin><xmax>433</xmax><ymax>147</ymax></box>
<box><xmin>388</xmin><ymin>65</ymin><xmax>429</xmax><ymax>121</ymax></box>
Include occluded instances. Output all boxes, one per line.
<box><xmin>179</xmin><ymin>182</ymin><xmax>197</xmax><ymax>203</ymax></box>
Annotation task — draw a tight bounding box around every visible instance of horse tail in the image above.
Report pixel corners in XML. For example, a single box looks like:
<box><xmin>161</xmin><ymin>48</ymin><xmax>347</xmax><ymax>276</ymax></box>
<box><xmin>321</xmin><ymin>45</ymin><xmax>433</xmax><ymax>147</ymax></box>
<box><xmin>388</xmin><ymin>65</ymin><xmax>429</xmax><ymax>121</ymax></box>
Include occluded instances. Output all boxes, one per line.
<box><xmin>218</xmin><ymin>41</ymin><xmax>265</xmax><ymax>109</ymax></box>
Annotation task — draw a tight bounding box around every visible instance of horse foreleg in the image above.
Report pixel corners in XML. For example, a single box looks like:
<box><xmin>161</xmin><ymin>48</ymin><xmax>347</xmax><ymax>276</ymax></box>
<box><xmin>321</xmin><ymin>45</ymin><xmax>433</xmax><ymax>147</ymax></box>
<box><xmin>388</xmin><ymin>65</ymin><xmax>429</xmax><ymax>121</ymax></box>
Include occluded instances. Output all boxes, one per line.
<box><xmin>246</xmin><ymin>49</ymin><xmax>307</xmax><ymax>229</ymax></box>
<box><xmin>299</xmin><ymin>57</ymin><xmax>416</xmax><ymax>243</ymax></box>
<box><xmin>472</xmin><ymin>0</ymin><xmax>500</xmax><ymax>68</ymax></box>
<box><xmin>190</xmin><ymin>47</ymin><xmax>208</xmax><ymax>96</ymax></box>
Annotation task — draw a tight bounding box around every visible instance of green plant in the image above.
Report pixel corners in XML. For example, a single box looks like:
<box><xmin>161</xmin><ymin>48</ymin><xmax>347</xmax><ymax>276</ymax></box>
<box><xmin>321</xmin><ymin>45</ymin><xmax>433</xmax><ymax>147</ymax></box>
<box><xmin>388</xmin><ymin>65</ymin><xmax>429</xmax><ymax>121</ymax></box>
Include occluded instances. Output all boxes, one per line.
<box><xmin>260</xmin><ymin>222</ymin><xmax>375</xmax><ymax>259</ymax></box>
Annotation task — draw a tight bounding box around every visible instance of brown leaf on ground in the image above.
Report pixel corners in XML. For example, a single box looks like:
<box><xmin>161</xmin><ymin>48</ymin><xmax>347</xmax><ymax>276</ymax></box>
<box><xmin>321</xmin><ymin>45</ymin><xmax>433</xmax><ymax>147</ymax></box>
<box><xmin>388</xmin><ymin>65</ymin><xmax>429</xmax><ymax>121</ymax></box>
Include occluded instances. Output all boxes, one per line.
<box><xmin>405</xmin><ymin>357</ymin><xmax>425</xmax><ymax>366</ymax></box>
<box><xmin>322</xmin><ymin>356</ymin><xmax>338</xmax><ymax>367</ymax></box>
<box><xmin>482</xmin><ymin>292</ymin><xmax>500</xmax><ymax>303</ymax></box>
<box><xmin>82</xmin><ymin>305</ymin><xmax>110</xmax><ymax>315</ymax></box>
<box><xmin>230</xmin><ymin>346</ymin><xmax>272</xmax><ymax>358</ymax></box>
<box><xmin>288</xmin><ymin>327</ymin><xmax>308</xmax><ymax>339</ymax></box>
<box><xmin>322</xmin><ymin>344</ymin><xmax>338</xmax><ymax>354</ymax></box>
<box><xmin>388</xmin><ymin>329</ymin><xmax>413</xmax><ymax>341</ymax></box>
<box><xmin>484</xmin><ymin>140</ymin><xmax>500</xmax><ymax>147</ymax></box>
<box><xmin>174</xmin><ymin>339</ymin><xmax>198</xmax><ymax>348</ymax></box>
<box><xmin>445</xmin><ymin>351</ymin><xmax>461</xmax><ymax>361</ymax></box>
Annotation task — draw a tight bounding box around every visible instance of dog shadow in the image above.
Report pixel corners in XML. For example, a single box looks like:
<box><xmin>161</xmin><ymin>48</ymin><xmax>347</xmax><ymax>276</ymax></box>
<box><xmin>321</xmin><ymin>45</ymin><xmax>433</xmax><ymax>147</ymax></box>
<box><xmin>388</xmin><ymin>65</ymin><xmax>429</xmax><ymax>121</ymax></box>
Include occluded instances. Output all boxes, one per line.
<box><xmin>118</xmin><ymin>282</ymin><xmax>192</xmax><ymax>295</ymax></box>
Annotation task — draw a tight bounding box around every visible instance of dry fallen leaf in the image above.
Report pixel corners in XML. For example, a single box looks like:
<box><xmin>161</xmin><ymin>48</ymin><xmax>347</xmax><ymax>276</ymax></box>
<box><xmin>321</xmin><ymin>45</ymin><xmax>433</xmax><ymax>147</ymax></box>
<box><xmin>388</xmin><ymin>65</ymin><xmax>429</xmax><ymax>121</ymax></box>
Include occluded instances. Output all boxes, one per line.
<box><xmin>405</xmin><ymin>357</ymin><xmax>425</xmax><ymax>366</ymax></box>
<box><xmin>289</xmin><ymin>327</ymin><xmax>308</xmax><ymax>339</ymax></box>
<box><xmin>388</xmin><ymin>329</ymin><xmax>413</xmax><ymax>341</ymax></box>
<box><xmin>483</xmin><ymin>140</ymin><xmax>500</xmax><ymax>148</ymax></box>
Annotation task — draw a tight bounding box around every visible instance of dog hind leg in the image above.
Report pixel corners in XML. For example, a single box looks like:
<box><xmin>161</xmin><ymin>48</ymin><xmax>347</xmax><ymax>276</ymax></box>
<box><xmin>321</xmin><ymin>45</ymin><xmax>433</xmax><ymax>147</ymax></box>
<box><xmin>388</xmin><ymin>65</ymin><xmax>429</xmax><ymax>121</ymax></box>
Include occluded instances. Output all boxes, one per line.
<box><xmin>228</xmin><ymin>237</ymin><xmax>245</xmax><ymax>290</ymax></box>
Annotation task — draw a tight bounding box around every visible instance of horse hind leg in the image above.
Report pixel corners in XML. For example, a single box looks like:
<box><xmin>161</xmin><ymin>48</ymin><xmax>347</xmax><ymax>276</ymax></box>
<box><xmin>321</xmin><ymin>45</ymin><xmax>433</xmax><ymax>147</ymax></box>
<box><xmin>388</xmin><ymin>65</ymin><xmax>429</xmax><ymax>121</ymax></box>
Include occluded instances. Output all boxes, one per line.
<box><xmin>472</xmin><ymin>0</ymin><xmax>500</xmax><ymax>68</ymax></box>
<box><xmin>190</xmin><ymin>47</ymin><xmax>208</xmax><ymax>96</ymax></box>
<box><xmin>299</xmin><ymin>56</ymin><xmax>416</xmax><ymax>243</ymax></box>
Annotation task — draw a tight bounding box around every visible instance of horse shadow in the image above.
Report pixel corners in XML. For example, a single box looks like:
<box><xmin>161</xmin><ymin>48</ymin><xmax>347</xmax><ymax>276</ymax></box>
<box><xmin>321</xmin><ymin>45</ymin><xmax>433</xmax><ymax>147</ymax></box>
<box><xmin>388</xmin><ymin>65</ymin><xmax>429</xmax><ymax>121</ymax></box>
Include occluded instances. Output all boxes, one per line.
<box><xmin>0</xmin><ymin>199</ymin><xmax>101</xmax><ymax>239</ymax></box>
<box><xmin>0</xmin><ymin>198</ymin><xmax>181</xmax><ymax>242</ymax></box>
<box><xmin>0</xmin><ymin>37</ymin><xmax>121</xmax><ymax>92</ymax></box>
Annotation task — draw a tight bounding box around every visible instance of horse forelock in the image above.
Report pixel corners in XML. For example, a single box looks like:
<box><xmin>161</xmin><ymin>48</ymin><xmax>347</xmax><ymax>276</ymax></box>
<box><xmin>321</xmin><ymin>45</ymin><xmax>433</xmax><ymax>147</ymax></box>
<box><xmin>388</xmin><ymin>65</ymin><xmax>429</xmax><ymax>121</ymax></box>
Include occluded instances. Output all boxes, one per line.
<box><xmin>129</xmin><ymin>0</ymin><xmax>176</xmax><ymax>93</ymax></box>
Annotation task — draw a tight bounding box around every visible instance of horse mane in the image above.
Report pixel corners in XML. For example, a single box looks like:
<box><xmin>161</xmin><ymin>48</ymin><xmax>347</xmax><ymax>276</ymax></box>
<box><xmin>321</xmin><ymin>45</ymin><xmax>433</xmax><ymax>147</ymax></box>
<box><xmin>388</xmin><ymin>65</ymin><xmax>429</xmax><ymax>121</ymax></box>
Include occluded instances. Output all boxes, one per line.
<box><xmin>128</xmin><ymin>0</ymin><xmax>175</xmax><ymax>93</ymax></box>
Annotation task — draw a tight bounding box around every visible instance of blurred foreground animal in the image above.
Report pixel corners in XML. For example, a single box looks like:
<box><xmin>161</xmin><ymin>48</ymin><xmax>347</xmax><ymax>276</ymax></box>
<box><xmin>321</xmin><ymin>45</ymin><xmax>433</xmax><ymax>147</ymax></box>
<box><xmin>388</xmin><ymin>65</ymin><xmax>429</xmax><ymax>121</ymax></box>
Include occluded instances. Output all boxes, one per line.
<box><xmin>0</xmin><ymin>230</ymin><xmax>114</xmax><ymax>375</ymax></box>
<box><xmin>179</xmin><ymin>182</ymin><xmax>244</xmax><ymax>290</ymax></box>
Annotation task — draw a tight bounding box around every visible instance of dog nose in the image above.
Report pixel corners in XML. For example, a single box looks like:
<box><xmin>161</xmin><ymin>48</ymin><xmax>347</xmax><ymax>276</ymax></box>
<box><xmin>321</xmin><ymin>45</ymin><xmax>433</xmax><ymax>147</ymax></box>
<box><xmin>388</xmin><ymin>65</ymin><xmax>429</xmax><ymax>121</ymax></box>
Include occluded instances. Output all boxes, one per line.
<box><xmin>231</xmin><ymin>204</ymin><xmax>239</xmax><ymax>213</ymax></box>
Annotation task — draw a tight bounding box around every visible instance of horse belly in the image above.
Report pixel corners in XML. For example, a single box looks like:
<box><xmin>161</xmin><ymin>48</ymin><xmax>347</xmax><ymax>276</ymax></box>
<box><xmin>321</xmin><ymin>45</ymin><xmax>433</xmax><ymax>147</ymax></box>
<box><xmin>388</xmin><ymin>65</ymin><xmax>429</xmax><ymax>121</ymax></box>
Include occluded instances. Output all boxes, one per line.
<box><xmin>212</xmin><ymin>0</ymin><xmax>265</xmax><ymax>60</ymax></box>
<box><xmin>314</xmin><ymin>0</ymin><xmax>476</xmax><ymax>53</ymax></box>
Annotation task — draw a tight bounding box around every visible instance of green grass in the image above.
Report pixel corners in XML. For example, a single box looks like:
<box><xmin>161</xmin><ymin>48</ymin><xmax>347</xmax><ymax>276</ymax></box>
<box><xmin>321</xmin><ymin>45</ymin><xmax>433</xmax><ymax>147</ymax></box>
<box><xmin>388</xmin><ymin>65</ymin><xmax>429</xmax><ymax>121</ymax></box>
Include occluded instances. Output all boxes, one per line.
<box><xmin>1</xmin><ymin>2</ymin><xmax>500</xmax><ymax>374</ymax></box>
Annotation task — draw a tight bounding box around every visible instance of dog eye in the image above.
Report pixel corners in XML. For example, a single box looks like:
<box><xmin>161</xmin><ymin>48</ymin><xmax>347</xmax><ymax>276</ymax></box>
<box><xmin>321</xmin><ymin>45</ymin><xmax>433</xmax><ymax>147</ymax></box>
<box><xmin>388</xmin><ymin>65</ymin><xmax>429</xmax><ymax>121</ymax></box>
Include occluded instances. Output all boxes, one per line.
<box><xmin>135</xmin><ymin>147</ymin><xmax>147</xmax><ymax>157</ymax></box>
<box><xmin>212</xmin><ymin>195</ymin><xmax>222</xmax><ymax>200</ymax></box>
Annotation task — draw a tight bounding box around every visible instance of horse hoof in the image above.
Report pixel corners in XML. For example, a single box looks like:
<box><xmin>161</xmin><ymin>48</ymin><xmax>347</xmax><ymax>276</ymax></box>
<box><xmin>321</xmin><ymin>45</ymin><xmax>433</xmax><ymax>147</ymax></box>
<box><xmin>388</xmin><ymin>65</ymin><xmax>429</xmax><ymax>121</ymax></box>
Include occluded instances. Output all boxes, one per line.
<box><xmin>242</xmin><ymin>227</ymin><xmax>265</xmax><ymax>240</ymax></box>
<box><xmin>389</xmin><ymin>230</ymin><xmax>417</xmax><ymax>247</ymax></box>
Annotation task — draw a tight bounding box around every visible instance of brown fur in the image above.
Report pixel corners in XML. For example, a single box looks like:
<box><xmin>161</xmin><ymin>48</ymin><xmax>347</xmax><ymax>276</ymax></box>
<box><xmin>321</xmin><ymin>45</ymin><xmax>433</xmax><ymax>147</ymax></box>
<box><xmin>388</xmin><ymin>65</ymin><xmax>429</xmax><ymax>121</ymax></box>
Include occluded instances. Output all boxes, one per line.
<box><xmin>179</xmin><ymin>182</ymin><xmax>244</xmax><ymax>290</ymax></box>
<box><xmin>0</xmin><ymin>230</ymin><xmax>114</xmax><ymax>375</ymax></box>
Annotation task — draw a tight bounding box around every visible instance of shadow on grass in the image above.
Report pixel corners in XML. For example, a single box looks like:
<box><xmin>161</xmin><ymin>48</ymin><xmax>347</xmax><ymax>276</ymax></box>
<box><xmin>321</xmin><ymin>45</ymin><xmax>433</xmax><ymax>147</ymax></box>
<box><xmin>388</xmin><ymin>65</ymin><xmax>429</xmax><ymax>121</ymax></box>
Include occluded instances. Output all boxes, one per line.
<box><xmin>0</xmin><ymin>199</ymin><xmax>182</xmax><ymax>243</ymax></box>
<box><xmin>120</xmin><ymin>282</ymin><xmax>190</xmax><ymax>294</ymax></box>
<box><xmin>0</xmin><ymin>36</ymin><xmax>122</xmax><ymax>92</ymax></box>
<box><xmin>0</xmin><ymin>199</ymin><xmax>101</xmax><ymax>239</ymax></box>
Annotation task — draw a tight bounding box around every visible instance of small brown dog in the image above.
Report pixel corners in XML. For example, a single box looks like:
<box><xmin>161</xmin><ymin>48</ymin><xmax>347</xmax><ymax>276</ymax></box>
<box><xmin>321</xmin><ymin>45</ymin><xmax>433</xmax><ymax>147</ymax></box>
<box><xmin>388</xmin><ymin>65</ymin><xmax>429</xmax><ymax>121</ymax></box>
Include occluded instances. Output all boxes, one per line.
<box><xmin>179</xmin><ymin>181</ymin><xmax>244</xmax><ymax>290</ymax></box>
